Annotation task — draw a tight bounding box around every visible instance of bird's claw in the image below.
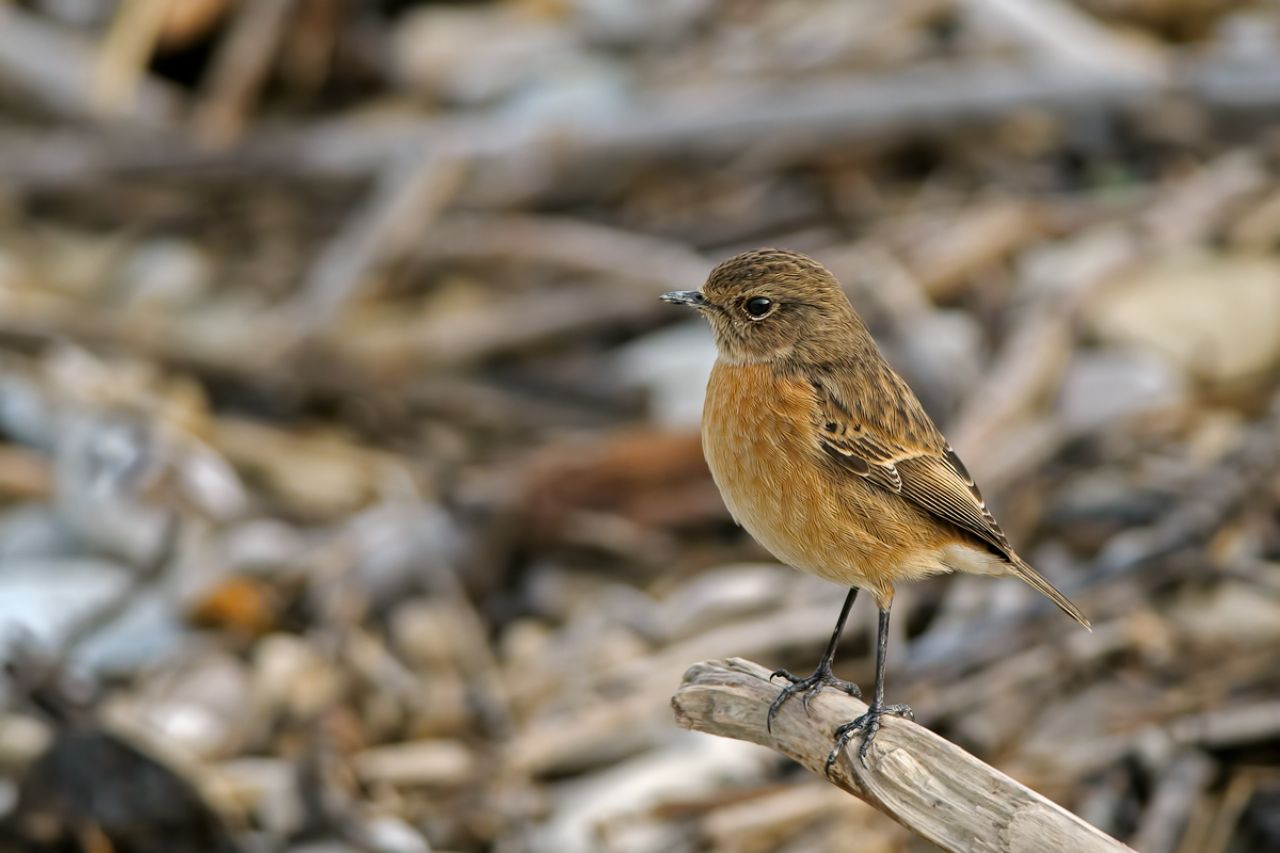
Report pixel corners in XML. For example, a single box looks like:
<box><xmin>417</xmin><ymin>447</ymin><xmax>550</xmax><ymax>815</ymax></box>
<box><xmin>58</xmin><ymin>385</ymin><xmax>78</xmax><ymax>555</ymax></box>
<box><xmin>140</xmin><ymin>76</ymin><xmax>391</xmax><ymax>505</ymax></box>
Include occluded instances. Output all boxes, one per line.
<box><xmin>766</xmin><ymin>665</ymin><xmax>861</xmax><ymax>734</ymax></box>
<box><xmin>824</xmin><ymin>702</ymin><xmax>914</xmax><ymax>774</ymax></box>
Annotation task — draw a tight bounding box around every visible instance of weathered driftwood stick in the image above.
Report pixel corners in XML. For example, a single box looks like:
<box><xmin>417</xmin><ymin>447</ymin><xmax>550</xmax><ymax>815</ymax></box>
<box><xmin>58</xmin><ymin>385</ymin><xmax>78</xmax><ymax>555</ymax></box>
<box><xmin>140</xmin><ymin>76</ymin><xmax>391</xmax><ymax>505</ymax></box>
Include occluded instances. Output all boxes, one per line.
<box><xmin>672</xmin><ymin>658</ymin><xmax>1133</xmax><ymax>853</ymax></box>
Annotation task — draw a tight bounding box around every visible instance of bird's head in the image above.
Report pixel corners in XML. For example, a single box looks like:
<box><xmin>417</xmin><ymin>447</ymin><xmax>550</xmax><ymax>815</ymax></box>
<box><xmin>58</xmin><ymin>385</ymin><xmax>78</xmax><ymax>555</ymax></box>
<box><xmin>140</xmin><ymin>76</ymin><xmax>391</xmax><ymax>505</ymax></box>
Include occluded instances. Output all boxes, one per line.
<box><xmin>662</xmin><ymin>248</ymin><xmax>860</xmax><ymax>365</ymax></box>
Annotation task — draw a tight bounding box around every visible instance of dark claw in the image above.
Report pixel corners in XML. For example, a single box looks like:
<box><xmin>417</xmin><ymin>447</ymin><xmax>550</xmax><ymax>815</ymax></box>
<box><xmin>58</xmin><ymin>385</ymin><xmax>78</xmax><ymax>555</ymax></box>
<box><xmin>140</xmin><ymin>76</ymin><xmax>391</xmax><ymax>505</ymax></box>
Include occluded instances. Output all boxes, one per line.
<box><xmin>884</xmin><ymin>703</ymin><xmax>914</xmax><ymax>722</ymax></box>
<box><xmin>766</xmin><ymin>666</ymin><xmax>861</xmax><ymax>734</ymax></box>
<box><xmin>824</xmin><ymin>702</ymin><xmax>914</xmax><ymax>774</ymax></box>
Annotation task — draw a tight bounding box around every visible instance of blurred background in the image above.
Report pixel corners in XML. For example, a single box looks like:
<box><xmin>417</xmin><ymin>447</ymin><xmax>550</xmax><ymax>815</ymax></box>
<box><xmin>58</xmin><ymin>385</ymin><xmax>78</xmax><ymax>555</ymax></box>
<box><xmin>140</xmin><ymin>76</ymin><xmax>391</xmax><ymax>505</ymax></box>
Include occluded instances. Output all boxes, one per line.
<box><xmin>1</xmin><ymin>0</ymin><xmax>1280</xmax><ymax>851</ymax></box>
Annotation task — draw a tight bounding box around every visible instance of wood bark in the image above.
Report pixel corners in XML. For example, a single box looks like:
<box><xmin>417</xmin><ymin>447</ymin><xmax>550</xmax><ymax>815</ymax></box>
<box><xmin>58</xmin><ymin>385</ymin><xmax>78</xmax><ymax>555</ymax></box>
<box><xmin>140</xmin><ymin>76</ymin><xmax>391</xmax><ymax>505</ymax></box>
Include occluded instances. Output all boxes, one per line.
<box><xmin>672</xmin><ymin>658</ymin><xmax>1134</xmax><ymax>853</ymax></box>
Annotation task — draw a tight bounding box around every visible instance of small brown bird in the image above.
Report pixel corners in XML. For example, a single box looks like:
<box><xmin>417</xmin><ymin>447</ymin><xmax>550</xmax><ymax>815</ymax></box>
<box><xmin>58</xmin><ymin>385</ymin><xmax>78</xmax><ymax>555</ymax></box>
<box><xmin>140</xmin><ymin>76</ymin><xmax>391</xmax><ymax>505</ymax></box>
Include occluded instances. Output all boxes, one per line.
<box><xmin>663</xmin><ymin>248</ymin><xmax>1090</xmax><ymax>768</ymax></box>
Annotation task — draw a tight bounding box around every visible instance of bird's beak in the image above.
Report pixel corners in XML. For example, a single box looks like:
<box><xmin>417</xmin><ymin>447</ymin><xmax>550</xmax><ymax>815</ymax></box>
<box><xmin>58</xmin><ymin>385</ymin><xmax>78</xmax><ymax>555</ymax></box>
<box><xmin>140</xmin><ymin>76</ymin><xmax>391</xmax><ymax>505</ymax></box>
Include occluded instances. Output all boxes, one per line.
<box><xmin>661</xmin><ymin>290</ymin><xmax>707</xmax><ymax>308</ymax></box>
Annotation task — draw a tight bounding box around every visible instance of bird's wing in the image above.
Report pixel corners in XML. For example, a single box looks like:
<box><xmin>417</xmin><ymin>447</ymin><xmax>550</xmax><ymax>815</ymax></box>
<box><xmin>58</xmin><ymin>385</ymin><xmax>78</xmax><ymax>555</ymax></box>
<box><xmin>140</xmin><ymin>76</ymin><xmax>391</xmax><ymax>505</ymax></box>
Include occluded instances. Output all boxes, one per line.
<box><xmin>809</xmin><ymin>370</ymin><xmax>1090</xmax><ymax>629</ymax></box>
<box><xmin>811</xmin><ymin>376</ymin><xmax>1013</xmax><ymax>557</ymax></box>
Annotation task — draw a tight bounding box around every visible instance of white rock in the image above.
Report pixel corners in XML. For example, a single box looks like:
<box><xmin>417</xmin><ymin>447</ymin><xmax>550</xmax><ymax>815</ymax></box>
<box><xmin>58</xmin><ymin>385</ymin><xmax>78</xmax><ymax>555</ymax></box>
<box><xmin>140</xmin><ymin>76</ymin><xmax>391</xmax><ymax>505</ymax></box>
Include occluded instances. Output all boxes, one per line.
<box><xmin>353</xmin><ymin>739</ymin><xmax>474</xmax><ymax>788</ymax></box>
<box><xmin>1057</xmin><ymin>346</ymin><xmax>1187</xmax><ymax>432</ymax></box>
<box><xmin>347</xmin><ymin>501</ymin><xmax>463</xmax><ymax>604</ymax></box>
<box><xmin>221</xmin><ymin>519</ymin><xmax>310</xmax><ymax>574</ymax></box>
<box><xmin>657</xmin><ymin>564</ymin><xmax>790</xmax><ymax>641</ymax></box>
<box><xmin>364</xmin><ymin>817</ymin><xmax>432</xmax><ymax>853</ymax></box>
<box><xmin>77</xmin><ymin>587</ymin><xmax>188</xmax><ymax>674</ymax></box>
<box><xmin>0</xmin><ymin>505</ymin><xmax>76</xmax><ymax>564</ymax></box>
<box><xmin>251</xmin><ymin>633</ymin><xmax>342</xmax><ymax>720</ymax></box>
<box><xmin>115</xmin><ymin>238</ymin><xmax>213</xmax><ymax>309</ymax></box>
<box><xmin>37</xmin><ymin>0</ymin><xmax>111</xmax><ymax>27</ymax></box>
<box><xmin>392</xmin><ymin>6</ymin><xmax>577</xmax><ymax>104</ymax></box>
<box><xmin>885</xmin><ymin>309</ymin><xmax>983</xmax><ymax>414</ymax></box>
<box><xmin>0</xmin><ymin>377</ymin><xmax>59</xmax><ymax>451</ymax></box>
<box><xmin>129</xmin><ymin>651</ymin><xmax>253</xmax><ymax>758</ymax></box>
<box><xmin>389</xmin><ymin>599</ymin><xmax>470</xmax><ymax>669</ymax></box>
<box><xmin>1213</xmin><ymin>10</ymin><xmax>1280</xmax><ymax>61</ymax></box>
<box><xmin>500</xmin><ymin>54</ymin><xmax>629</xmax><ymax>122</ymax></box>
<box><xmin>213</xmin><ymin>757</ymin><xmax>303</xmax><ymax>837</ymax></box>
<box><xmin>532</xmin><ymin>733</ymin><xmax>771</xmax><ymax>853</ymax></box>
<box><xmin>0</xmin><ymin>713</ymin><xmax>53</xmax><ymax>769</ymax></box>
<box><xmin>1089</xmin><ymin>252</ymin><xmax>1280</xmax><ymax>384</ymax></box>
<box><xmin>0</xmin><ymin>557</ymin><xmax>131</xmax><ymax>647</ymax></box>
<box><xmin>177</xmin><ymin>442</ymin><xmax>248</xmax><ymax>521</ymax></box>
<box><xmin>616</xmin><ymin>319</ymin><xmax>716</xmax><ymax>429</ymax></box>
<box><xmin>54</xmin><ymin>414</ymin><xmax>170</xmax><ymax>565</ymax></box>
<box><xmin>571</xmin><ymin>0</ymin><xmax>714</xmax><ymax>46</ymax></box>
<box><xmin>1171</xmin><ymin>582</ymin><xmax>1280</xmax><ymax>648</ymax></box>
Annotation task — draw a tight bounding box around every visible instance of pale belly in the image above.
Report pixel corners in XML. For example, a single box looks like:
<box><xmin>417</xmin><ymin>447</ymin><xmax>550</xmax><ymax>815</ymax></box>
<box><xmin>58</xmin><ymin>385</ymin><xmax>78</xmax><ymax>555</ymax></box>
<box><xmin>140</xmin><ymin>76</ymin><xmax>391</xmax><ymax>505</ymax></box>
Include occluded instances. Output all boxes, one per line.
<box><xmin>700</xmin><ymin>361</ymin><xmax>954</xmax><ymax>596</ymax></box>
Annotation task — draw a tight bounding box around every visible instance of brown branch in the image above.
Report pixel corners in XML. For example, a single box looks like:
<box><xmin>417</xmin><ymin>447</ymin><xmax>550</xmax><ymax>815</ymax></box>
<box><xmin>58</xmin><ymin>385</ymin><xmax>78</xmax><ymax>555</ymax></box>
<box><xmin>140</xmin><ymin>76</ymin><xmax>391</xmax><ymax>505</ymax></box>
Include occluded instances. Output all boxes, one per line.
<box><xmin>4</xmin><ymin>43</ymin><xmax>1280</xmax><ymax>197</ymax></box>
<box><xmin>6</xmin><ymin>55</ymin><xmax>1277</xmax><ymax>190</ymax></box>
<box><xmin>0</xmin><ymin>5</ymin><xmax>181</xmax><ymax>124</ymax></box>
<box><xmin>288</xmin><ymin>145</ymin><xmax>469</xmax><ymax>337</ymax></box>
<box><xmin>93</xmin><ymin>0</ymin><xmax>175</xmax><ymax>116</ymax></box>
<box><xmin>960</xmin><ymin>0</ymin><xmax>1165</xmax><ymax>74</ymax></box>
<box><xmin>193</xmin><ymin>0</ymin><xmax>300</xmax><ymax>145</ymax></box>
<box><xmin>672</xmin><ymin>658</ymin><xmax>1133</xmax><ymax>853</ymax></box>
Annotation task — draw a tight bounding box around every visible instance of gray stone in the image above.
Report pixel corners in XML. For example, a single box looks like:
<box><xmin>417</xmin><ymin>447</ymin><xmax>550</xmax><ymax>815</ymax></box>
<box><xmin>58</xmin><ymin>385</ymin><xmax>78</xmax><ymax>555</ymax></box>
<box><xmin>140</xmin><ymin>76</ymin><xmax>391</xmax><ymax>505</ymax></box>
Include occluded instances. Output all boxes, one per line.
<box><xmin>616</xmin><ymin>320</ymin><xmax>717</xmax><ymax>429</ymax></box>
<box><xmin>115</xmin><ymin>238</ymin><xmax>213</xmax><ymax>309</ymax></box>
<box><xmin>77</xmin><ymin>588</ymin><xmax>188</xmax><ymax>675</ymax></box>
<box><xmin>364</xmin><ymin>817</ymin><xmax>432</xmax><ymax>853</ymax></box>
<box><xmin>0</xmin><ymin>557</ymin><xmax>131</xmax><ymax>647</ymax></box>
<box><xmin>1057</xmin><ymin>346</ymin><xmax>1187</xmax><ymax>433</ymax></box>
<box><xmin>0</xmin><ymin>505</ymin><xmax>77</xmax><ymax>565</ymax></box>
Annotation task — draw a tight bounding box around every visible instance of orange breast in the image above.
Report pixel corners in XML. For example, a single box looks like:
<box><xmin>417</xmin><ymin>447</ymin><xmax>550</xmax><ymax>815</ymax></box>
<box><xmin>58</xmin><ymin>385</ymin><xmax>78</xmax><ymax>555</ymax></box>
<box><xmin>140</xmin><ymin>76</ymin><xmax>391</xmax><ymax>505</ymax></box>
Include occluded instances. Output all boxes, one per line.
<box><xmin>700</xmin><ymin>361</ymin><xmax>949</xmax><ymax>599</ymax></box>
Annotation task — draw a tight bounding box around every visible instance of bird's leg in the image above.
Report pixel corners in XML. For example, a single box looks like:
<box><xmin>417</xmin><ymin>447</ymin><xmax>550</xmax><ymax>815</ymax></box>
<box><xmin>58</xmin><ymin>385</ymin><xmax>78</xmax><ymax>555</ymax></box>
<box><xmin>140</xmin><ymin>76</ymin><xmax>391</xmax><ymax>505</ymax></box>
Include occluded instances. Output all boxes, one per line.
<box><xmin>826</xmin><ymin>604</ymin><xmax>913</xmax><ymax>772</ymax></box>
<box><xmin>767</xmin><ymin>587</ymin><xmax>861</xmax><ymax>732</ymax></box>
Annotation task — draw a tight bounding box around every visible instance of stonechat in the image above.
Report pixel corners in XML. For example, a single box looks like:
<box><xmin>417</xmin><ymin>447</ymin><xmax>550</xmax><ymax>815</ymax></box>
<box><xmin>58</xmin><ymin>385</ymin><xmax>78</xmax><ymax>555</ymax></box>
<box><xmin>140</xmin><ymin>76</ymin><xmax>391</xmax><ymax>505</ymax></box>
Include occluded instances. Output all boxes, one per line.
<box><xmin>663</xmin><ymin>248</ymin><xmax>1089</xmax><ymax>768</ymax></box>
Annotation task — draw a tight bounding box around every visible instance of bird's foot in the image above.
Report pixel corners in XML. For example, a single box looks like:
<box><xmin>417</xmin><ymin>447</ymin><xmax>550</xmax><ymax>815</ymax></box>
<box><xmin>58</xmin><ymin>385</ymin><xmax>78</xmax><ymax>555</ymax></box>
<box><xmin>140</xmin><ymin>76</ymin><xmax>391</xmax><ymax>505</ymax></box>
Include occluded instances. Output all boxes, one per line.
<box><xmin>766</xmin><ymin>664</ymin><xmax>861</xmax><ymax>733</ymax></box>
<box><xmin>825</xmin><ymin>702</ymin><xmax>914</xmax><ymax>773</ymax></box>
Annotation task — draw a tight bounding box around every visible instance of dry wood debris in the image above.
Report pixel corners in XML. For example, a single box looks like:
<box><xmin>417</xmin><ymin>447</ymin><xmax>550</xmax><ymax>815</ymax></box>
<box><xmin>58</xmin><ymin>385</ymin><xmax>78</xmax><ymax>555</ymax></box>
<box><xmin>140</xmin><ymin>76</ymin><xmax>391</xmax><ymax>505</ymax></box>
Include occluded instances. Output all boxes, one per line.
<box><xmin>1</xmin><ymin>1</ymin><xmax>1280</xmax><ymax>851</ymax></box>
<box><xmin>673</xmin><ymin>659</ymin><xmax>1135</xmax><ymax>853</ymax></box>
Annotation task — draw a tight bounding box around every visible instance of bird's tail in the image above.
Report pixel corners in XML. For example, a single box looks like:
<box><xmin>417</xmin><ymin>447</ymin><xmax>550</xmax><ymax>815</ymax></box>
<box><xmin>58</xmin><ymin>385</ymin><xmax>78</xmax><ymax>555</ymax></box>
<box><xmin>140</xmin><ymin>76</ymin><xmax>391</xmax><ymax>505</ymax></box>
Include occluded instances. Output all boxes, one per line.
<box><xmin>1010</xmin><ymin>557</ymin><xmax>1091</xmax><ymax>629</ymax></box>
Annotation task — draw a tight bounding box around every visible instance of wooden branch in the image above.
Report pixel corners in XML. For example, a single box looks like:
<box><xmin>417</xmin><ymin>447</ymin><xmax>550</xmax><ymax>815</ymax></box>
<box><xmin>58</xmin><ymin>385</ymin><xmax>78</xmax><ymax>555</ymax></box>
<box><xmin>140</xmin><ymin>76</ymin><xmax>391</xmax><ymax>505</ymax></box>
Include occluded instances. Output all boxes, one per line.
<box><xmin>8</xmin><ymin>55</ymin><xmax>1280</xmax><ymax>190</ymax></box>
<box><xmin>93</xmin><ymin>0</ymin><xmax>175</xmax><ymax>117</ymax></box>
<box><xmin>0</xmin><ymin>5</ymin><xmax>180</xmax><ymax>125</ymax></box>
<box><xmin>193</xmin><ymin>0</ymin><xmax>301</xmax><ymax>145</ymax></box>
<box><xmin>672</xmin><ymin>658</ymin><xmax>1133</xmax><ymax>853</ymax></box>
<box><xmin>960</xmin><ymin>0</ymin><xmax>1164</xmax><ymax>75</ymax></box>
<box><xmin>289</xmin><ymin>144</ymin><xmax>468</xmax><ymax>336</ymax></box>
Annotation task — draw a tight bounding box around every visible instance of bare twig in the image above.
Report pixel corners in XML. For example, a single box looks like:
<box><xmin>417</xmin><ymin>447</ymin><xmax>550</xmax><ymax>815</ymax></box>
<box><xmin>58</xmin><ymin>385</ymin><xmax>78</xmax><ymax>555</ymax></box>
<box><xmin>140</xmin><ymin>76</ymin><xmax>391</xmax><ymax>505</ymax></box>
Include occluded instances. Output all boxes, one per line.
<box><xmin>93</xmin><ymin>0</ymin><xmax>175</xmax><ymax>116</ymax></box>
<box><xmin>961</xmin><ymin>0</ymin><xmax>1164</xmax><ymax>74</ymax></box>
<box><xmin>290</xmin><ymin>145</ymin><xmax>469</xmax><ymax>337</ymax></box>
<box><xmin>1131</xmin><ymin>751</ymin><xmax>1214</xmax><ymax>853</ymax></box>
<box><xmin>7</xmin><ymin>40</ymin><xmax>1280</xmax><ymax>198</ymax></box>
<box><xmin>194</xmin><ymin>0</ymin><xmax>300</xmax><ymax>145</ymax></box>
<box><xmin>0</xmin><ymin>5</ymin><xmax>180</xmax><ymax>124</ymax></box>
<box><xmin>411</xmin><ymin>213</ymin><xmax>710</xmax><ymax>287</ymax></box>
<box><xmin>13</xmin><ymin>56</ymin><xmax>1280</xmax><ymax>191</ymax></box>
<box><xmin>56</xmin><ymin>513</ymin><xmax>182</xmax><ymax>668</ymax></box>
<box><xmin>672</xmin><ymin>658</ymin><xmax>1133</xmax><ymax>853</ymax></box>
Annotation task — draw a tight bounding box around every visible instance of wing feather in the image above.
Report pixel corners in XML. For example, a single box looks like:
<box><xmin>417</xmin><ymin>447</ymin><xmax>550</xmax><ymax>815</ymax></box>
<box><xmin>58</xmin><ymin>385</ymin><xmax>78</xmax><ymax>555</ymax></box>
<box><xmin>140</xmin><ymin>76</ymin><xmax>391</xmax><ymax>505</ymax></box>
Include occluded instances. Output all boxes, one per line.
<box><xmin>813</xmin><ymin>381</ymin><xmax>1012</xmax><ymax>556</ymax></box>
<box><xmin>809</xmin><ymin>371</ymin><xmax>1091</xmax><ymax>628</ymax></box>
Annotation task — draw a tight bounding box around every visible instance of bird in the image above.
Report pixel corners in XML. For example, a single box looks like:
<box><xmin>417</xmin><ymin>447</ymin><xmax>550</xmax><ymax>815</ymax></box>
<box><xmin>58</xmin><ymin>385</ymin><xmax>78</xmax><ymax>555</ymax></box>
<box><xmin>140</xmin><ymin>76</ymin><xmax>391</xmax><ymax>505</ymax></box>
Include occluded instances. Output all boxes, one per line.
<box><xmin>661</xmin><ymin>248</ymin><xmax>1090</xmax><ymax>769</ymax></box>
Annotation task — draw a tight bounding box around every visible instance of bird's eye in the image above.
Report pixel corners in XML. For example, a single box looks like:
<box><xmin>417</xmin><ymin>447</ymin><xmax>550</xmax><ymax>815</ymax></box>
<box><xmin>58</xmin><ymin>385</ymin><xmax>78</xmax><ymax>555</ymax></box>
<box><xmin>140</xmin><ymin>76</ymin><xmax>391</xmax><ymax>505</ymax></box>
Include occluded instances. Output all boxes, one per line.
<box><xmin>745</xmin><ymin>297</ymin><xmax>773</xmax><ymax>318</ymax></box>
